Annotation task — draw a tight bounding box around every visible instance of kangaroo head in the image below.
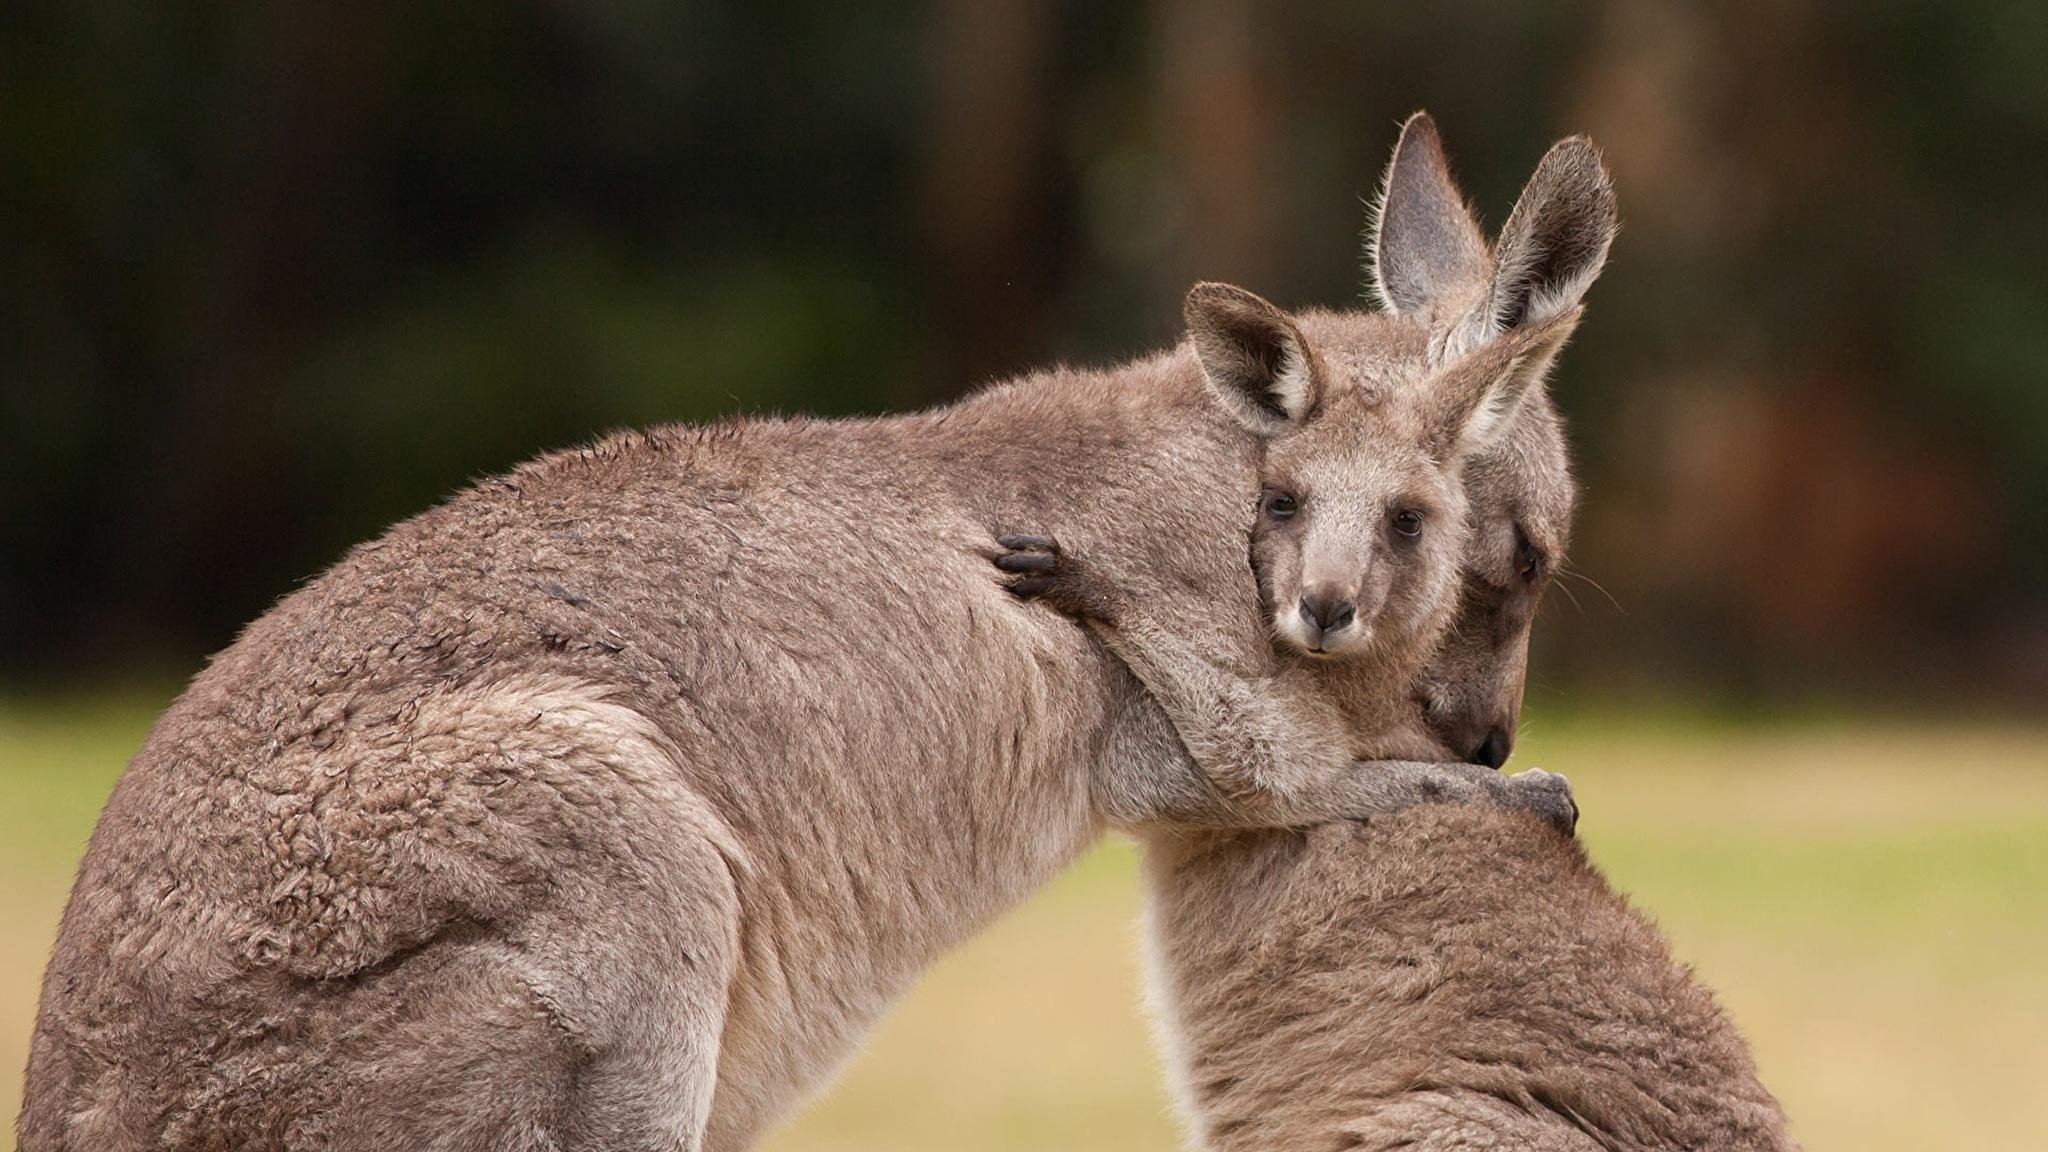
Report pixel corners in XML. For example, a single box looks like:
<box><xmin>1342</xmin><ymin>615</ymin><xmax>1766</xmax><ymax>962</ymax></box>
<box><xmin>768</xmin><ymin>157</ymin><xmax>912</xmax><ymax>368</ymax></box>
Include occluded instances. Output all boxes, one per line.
<box><xmin>1183</xmin><ymin>112</ymin><xmax>1613</xmax><ymax>725</ymax></box>
<box><xmin>1369</xmin><ymin>111</ymin><xmax>1614</xmax><ymax>767</ymax></box>
<box><xmin>1419</xmin><ymin>385</ymin><xmax>1576</xmax><ymax>767</ymax></box>
<box><xmin>1185</xmin><ymin>281</ymin><xmax>1548</xmax><ymax>664</ymax></box>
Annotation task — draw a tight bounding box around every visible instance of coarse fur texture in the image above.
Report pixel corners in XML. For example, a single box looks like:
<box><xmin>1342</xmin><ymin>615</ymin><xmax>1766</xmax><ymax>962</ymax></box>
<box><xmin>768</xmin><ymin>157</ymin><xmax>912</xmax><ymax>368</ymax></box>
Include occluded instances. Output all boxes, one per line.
<box><xmin>1142</xmin><ymin>806</ymin><xmax>1796</xmax><ymax>1152</ymax></box>
<box><xmin>21</xmin><ymin>121</ymin><xmax>1568</xmax><ymax>1152</ymax></box>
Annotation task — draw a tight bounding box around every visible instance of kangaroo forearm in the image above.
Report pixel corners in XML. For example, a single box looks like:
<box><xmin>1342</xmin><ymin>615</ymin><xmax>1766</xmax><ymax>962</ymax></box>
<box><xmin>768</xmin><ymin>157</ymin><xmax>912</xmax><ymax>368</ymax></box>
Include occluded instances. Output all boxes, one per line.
<box><xmin>1084</xmin><ymin>612</ymin><xmax>1354</xmax><ymax>805</ymax></box>
<box><xmin>1084</xmin><ymin>612</ymin><xmax>1578</xmax><ymax>832</ymax></box>
<box><xmin>1085</xmin><ymin>614</ymin><xmax>1531</xmax><ymax>827</ymax></box>
<box><xmin>1163</xmin><ymin>758</ymin><xmax>1529</xmax><ymax>830</ymax></box>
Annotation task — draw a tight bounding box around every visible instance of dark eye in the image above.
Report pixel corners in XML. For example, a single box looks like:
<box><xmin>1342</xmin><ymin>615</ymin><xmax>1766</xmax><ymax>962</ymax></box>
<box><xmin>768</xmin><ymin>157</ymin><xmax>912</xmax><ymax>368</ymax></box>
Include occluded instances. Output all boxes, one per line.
<box><xmin>1392</xmin><ymin>509</ymin><xmax>1424</xmax><ymax>539</ymax></box>
<box><xmin>1264</xmin><ymin>490</ymin><xmax>1299</xmax><ymax>520</ymax></box>
<box><xmin>1514</xmin><ymin>526</ymin><xmax>1545</xmax><ymax>584</ymax></box>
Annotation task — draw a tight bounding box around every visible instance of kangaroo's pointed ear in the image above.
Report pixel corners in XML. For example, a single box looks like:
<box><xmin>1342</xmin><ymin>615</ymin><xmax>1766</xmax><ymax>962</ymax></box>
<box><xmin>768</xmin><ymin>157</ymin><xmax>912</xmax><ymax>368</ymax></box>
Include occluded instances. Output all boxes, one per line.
<box><xmin>1426</xmin><ymin>308</ymin><xmax>1580</xmax><ymax>462</ymax></box>
<box><xmin>1482</xmin><ymin>137</ymin><xmax>1617</xmax><ymax>336</ymax></box>
<box><xmin>1185</xmin><ymin>282</ymin><xmax>1320</xmax><ymax>435</ymax></box>
<box><xmin>1370</xmin><ymin>111</ymin><xmax>1489</xmax><ymax>315</ymax></box>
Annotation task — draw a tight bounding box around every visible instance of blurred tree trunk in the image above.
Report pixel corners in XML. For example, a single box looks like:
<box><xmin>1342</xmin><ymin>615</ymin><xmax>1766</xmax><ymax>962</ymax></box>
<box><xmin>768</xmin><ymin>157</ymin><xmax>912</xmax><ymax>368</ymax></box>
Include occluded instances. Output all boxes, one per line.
<box><xmin>915</xmin><ymin>0</ymin><xmax>1057</xmax><ymax>402</ymax></box>
<box><xmin>1152</xmin><ymin>0</ymin><xmax>1283</xmax><ymax>298</ymax></box>
<box><xmin>1563</xmin><ymin>0</ymin><xmax>1984</xmax><ymax>685</ymax></box>
<box><xmin>93</xmin><ymin>3</ymin><xmax>386</xmax><ymax>657</ymax></box>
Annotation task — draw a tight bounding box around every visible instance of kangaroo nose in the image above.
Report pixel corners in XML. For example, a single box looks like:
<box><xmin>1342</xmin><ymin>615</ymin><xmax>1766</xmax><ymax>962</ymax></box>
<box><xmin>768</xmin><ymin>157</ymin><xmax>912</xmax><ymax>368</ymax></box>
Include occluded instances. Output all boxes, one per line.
<box><xmin>1469</xmin><ymin>727</ymin><xmax>1513</xmax><ymax>770</ymax></box>
<box><xmin>1297</xmin><ymin>591</ymin><xmax>1357</xmax><ymax>635</ymax></box>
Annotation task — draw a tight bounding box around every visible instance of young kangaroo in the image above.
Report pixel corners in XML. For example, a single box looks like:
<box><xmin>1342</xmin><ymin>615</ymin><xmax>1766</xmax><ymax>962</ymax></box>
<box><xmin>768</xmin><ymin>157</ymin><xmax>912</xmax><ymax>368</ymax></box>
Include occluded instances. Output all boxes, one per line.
<box><xmin>1022</xmin><ymin>119</ymin><xmax>1796</xmax><ymax>1151</ymax></box>
<box><xmin>22</xmin><ymin>119</ymin><xmax>1581</xmax><ymax>1151</ymax></box>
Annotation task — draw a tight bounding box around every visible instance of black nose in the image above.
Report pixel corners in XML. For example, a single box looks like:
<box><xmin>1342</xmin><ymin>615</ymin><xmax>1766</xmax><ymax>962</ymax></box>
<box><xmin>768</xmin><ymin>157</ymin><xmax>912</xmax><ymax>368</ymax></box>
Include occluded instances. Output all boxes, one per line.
<box><xmin>1469</xmin><ymin>727</ymin><xmax>1512</xmax><ymax>770</ymax></box>
<box><xmin>1297</xmin><ymin>592</ymin><xmax>1357</xmax><ymax>634</ymax></box>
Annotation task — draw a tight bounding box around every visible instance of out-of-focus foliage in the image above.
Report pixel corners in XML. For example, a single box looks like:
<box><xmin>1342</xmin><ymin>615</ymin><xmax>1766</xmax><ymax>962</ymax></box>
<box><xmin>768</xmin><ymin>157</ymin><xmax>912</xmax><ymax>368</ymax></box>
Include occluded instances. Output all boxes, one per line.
<box><xmin>3</xmin><ymin>1</ymin><xmax>2043</xmax><ymax>705</ymax></box>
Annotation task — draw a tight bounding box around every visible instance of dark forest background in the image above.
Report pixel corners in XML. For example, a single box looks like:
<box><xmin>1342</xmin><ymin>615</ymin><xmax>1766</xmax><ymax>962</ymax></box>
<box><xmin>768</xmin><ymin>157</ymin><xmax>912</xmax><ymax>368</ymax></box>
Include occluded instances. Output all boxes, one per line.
<box><xmin>5</xmin><ymin>1</ymin><xmax>2045</xmax><ymax>709</ymax></box>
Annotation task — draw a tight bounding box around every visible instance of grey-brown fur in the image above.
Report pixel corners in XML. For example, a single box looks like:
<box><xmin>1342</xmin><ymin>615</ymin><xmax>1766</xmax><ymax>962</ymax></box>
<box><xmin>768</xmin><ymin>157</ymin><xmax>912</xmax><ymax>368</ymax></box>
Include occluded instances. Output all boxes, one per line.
<box><xmin>22</xmin><ymin>121</ymin><xmax>1566</xmax><ymax>1152</ymax></box>
<box><xmin>1143</xmin><ymin>807</ymin><xmax>1796</xmax><ymax>1151</ymax></box>
<box><xmin>1037</xmin><ymin>116</ymin><xmax>1793</xmax><ymax>1151</ymax></box>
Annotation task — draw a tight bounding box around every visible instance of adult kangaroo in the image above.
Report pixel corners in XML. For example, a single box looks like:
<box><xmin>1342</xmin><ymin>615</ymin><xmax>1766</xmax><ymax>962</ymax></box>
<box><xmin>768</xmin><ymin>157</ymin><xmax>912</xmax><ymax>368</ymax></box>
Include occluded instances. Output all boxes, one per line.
<box><xmin>1143</xmin><ymin>803</ymin><xmax>1796</xmax><ymax>1152</ymax></box>
<box><xmin>22</xmin><ymin>114</ymin><xmax>1578</xmax><ymax>1152</ymax></box>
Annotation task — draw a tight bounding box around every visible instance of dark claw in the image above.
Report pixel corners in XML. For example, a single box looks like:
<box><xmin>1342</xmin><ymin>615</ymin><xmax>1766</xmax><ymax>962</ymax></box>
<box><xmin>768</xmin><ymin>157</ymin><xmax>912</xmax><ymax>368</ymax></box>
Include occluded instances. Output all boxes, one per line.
<box><xmin>994</xmin><ymin>551</ymin><xmax>1057</xmax><ymax>573</ymax></box>
<box><xmin>991</xmin><ymin>528</ymin><xmax>1117</xmax><ymax>622</ymax></box>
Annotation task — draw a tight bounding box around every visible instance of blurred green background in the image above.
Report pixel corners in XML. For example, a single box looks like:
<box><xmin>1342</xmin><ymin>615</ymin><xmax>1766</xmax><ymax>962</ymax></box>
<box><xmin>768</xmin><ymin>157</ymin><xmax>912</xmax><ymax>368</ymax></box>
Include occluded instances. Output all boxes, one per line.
<box><xmin>4</xmin><ymin>1</ymin><xmax>2046</xmax><ymax>1148</ymax></box>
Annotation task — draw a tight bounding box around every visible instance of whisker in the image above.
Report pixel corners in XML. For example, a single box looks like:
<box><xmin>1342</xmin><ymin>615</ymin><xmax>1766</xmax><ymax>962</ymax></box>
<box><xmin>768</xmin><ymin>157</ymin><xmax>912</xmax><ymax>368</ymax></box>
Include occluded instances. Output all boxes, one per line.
<box><xmin>1547</xmin><ymin>578</ymin><xmax>1586</xmax><ymax>616</ymax></box>
<box><xmin>1557</xmin><ymin>564</ymin><xmax>1626</xmax><ymax>615</ymax></box>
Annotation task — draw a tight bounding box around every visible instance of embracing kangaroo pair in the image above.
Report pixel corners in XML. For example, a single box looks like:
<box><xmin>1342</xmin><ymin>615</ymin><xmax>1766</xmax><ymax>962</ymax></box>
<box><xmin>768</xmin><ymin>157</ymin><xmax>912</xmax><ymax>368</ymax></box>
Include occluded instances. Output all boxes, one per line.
<box><xmin>1003</xmin><ymin>116</ymin><xmax>1793</xmax><ymax>1151</ymax></box>
<box><xmin>21</xmin><ymin>114</ymin><xmax>1788</xmax><ymax>1151</ymax></box>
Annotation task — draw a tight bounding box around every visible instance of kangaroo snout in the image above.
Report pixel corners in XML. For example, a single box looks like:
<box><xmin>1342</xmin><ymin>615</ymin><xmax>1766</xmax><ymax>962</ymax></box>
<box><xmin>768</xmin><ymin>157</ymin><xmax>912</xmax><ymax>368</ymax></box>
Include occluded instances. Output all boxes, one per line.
<box><xmin>1283</xmin><ymin>565</ymin><xmax>1396</xmax><ymax>655</ymax></box>
<box><xmin>1297</xmin><ymin>588</ymin><xmax>1356</xmax><ymax>636</ymax></box>
<box><xmin>1468</xmin><ymin>725</ymin><xmax>1513</xmax><ymax>769</ymax></box>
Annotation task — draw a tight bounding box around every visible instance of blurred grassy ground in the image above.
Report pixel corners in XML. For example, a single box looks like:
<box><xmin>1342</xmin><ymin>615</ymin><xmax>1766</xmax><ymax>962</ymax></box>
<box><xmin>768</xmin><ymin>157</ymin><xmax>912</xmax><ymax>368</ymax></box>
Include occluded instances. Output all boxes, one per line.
<box><xmin>4</xmin><ymin>689</ymin><xmax>2045</xmax><ymax>1151</ymax></box>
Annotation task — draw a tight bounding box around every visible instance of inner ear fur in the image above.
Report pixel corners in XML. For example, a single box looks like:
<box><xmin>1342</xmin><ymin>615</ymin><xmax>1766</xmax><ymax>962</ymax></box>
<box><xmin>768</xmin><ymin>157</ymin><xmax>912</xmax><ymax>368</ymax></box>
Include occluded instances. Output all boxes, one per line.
<box><xmin>1426</xmin><ymin>307</ymin><xmax>1581</xmax><ymax>461</ymax></box>
<box><xmin>1184</xmin><ymin>281</ymin><xmax>1320</xmax><ymax>435</ymax></box>
<box><xmin>1371</xmin><ymin>111</ymin><xmax>1489</xmax><ymax>316</ymax></box>
<box><xmin>1484</xmin><ymin>136</ymin><xmax>1617</xmax><ymax>335</ymax></box>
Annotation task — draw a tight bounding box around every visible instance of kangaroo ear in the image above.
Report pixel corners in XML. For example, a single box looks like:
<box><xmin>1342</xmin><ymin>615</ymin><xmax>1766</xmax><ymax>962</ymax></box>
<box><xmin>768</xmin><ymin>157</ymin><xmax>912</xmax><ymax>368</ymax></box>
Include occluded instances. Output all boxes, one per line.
<box><xmin>1482</xmin><ymin>136</ymin><xmax>1616</xmax><ymax>335</ymax></box>
<box><xmin>1185</xmin><ymin>282</ymin><xmax>1319</xmax><ymax>434</ymax></box>
<box><xmin>1426</xmin><ymin>308</ymin><xmax>1580</xmax><ymax>462</ymax></box>
<box><xmin>1370</xmin><ymin>111</ymin><xmax>1488</xmax><ymax>315</ymax></box>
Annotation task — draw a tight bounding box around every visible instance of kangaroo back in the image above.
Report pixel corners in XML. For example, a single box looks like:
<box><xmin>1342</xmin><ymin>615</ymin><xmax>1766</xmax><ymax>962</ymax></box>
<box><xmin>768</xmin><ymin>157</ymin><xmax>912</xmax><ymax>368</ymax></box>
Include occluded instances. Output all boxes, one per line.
<box><xmin>1145</xmin><ymin>806</ymin><xmax>1796</xmax><ymax>1152</ymax></box>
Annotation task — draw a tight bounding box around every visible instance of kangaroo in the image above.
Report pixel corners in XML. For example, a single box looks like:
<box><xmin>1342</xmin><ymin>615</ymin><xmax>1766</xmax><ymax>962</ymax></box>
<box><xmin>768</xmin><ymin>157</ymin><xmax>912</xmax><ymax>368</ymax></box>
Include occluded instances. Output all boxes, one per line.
<box><xmin>1016</xmin><ymin>120</ymin><xmax>1796</xmax><ymax>1151</ymax></box>
<box><xmin>21</xmin><ymin>117</ymin><xmax>1581</xmax><ymax>1151</ymax></box>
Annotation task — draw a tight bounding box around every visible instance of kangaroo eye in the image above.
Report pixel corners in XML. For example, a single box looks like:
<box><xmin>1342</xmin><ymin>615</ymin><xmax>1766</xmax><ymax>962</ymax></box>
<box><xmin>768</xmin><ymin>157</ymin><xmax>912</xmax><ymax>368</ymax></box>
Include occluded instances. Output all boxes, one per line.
<box><xmin>1392</xmin><ymin>509</ymin><xmax>1424</xmax><ymax>539</ymax></box>
<box><xmin>1264</xmin><ymin>490</ymin><xmax>1299</xmax><ymax>520</ymax></box>
<box><xmin>1514</xmin><ymin>526</ymin><xmax>1545</xmax><ymax>583</ymax></box>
